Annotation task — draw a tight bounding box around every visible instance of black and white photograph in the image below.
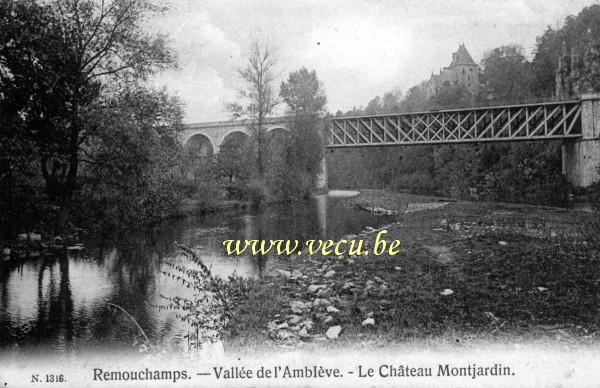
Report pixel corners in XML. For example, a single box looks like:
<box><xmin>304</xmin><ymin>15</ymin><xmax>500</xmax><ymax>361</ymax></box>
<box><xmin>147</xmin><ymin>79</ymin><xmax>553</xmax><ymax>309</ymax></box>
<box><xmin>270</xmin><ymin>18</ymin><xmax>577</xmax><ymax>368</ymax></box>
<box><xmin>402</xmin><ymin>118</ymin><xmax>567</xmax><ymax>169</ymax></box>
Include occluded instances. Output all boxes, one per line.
<box><xmin>1</xmin><ymin>0</ymin><xmax>600</xmax><ymax>387</ymax></box>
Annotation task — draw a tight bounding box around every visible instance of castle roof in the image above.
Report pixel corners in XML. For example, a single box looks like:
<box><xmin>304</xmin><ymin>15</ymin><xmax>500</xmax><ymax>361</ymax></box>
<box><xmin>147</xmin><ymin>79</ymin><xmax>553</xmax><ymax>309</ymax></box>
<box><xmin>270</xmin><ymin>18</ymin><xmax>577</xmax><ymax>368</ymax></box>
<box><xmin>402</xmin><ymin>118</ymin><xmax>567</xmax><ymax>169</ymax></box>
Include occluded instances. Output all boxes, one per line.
<box><xmin>449</xmin><ymin>44</ymin><xmax>476</xmax><ymax>67</ymax></box>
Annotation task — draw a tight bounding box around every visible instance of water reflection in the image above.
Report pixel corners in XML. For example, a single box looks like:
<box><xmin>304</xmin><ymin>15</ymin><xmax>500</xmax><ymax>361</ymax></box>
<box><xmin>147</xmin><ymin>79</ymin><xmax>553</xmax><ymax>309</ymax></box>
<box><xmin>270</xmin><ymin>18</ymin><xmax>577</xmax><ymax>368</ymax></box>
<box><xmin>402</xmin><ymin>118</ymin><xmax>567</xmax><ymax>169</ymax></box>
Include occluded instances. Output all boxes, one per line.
<box><xmin>0</xmin><ymin>193</ymin><xmax>395</xmax><ymax>353</ymax></box>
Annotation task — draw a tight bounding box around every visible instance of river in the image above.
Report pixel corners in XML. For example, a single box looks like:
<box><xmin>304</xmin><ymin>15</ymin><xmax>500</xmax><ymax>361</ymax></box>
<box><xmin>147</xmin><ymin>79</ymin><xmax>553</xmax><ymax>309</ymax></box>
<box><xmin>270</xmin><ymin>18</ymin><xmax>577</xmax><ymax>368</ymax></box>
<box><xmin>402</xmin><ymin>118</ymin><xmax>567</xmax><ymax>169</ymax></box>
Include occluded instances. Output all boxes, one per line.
<box><xmin>0</xmin><ymin>192</ymin><xmax>396</xmax><ymax>355</ymax></box>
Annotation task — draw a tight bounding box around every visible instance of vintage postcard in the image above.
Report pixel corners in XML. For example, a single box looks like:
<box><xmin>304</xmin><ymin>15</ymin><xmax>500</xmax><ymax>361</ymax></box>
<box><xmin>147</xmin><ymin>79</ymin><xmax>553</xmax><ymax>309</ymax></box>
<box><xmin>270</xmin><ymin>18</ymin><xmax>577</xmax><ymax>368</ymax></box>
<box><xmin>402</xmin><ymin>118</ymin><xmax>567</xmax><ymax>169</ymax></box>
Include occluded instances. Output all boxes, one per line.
<box><xmin>1</xmin><ymin>0</ymin><xmax>599</xmax><ymax>387</ymax></box>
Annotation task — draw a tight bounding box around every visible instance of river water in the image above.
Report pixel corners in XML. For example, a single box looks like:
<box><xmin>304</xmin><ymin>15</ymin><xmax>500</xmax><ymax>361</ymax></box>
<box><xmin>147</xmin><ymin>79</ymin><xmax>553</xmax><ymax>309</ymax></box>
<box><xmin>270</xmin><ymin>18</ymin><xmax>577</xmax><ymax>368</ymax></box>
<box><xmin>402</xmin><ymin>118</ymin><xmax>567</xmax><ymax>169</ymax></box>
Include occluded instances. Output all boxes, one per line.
<box><xmin>0</xmin><ymin>192</ymin><xmax>395</xmax><ymax>354</ymax></box>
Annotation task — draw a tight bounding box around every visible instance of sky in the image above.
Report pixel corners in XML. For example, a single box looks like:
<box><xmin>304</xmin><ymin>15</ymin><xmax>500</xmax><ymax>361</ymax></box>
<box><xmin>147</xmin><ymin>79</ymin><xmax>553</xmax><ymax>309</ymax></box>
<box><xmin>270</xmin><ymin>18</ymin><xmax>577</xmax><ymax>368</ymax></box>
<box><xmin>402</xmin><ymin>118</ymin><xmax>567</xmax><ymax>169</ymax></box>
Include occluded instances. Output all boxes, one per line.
<box><xmin>148</xmin><ymin>0</ymin><xmax>599</xmax><ymax>123</ymax></box>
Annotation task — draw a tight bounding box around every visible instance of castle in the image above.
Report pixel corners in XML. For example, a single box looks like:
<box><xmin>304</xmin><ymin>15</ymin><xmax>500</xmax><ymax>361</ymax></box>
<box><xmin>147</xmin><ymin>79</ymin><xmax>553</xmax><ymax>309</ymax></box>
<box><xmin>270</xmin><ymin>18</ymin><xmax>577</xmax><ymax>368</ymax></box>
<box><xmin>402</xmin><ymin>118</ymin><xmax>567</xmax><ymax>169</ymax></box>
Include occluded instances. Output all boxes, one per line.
<box><xmin>421</xmin><ymin>44</ymin><xmax>480</xmax><ymax>99</ymax></box>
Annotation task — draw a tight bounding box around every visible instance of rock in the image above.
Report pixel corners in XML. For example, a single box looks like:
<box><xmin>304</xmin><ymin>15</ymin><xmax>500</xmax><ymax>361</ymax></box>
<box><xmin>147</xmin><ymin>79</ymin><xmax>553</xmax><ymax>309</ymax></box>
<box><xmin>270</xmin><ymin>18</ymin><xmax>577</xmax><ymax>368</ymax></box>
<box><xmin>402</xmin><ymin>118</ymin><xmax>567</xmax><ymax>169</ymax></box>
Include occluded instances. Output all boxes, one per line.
<box><xmin>267</xmin><ymin>320</ymin><xmax>284</xmax><ymax>331</ymax></box>
<box><xmin>326</xmin><ymin>305</ymin><xmax>340</xmax><ymax>313</ymax></box>
<box><xmin>269</xmin><ymin>329</ymin><xmax>296</xmax><ymax>342</ymax></box>
<box><xmin>313</xmin><ymin>298</ymin><xmax>331</xmax><ymax>307</ymax></box>
<box><xmin>276</xmin><ymin>322</ymin><xmax>289</xmax><ymax>330</ymax></box>
<box><xmin>324</xmin><ymin>315</ymin><xmax>334</xmax><ymax>324</ymax></box>
<box><xmin>536</xmin><ymin>287</ymin><xmax>549</xmax><ymax>292</ymax></box>
<box><xmin>498</xmin><ymin>241</ymin><xmax>508</xmax><ymax>246</ymax></box>
<box><xmin>394</xmin><ymin>266</ymin><xmax>402</xmax><ymax>271</ymax></box>
<box><xmin>325</xmin><ymin>325</ymin><xmax>342</xmax><ymax>339</ymax></box>
<box><xmin>300</xmin><ymin>320</ymin><xmax>313</xmax><ymax>331</ymax></box>
<box><xmin>347</xmin><ymin>259</ymin><xmax>355</xmax><ymax>264</ymax></box>
<box><xmin>274</xmin><ymin>269</ymin><xmax>292</xmax><ymax>278</ymax></box>
<box><xmin>440</xmin><ymin>288</ymin><xmax>454</xmax><ymax>296</ymax></box>
<box><xmin>2</xmin><ymin>248</ymin><xmax>10</xmax><ymax>256</ymax></box>
<box><xmin>298</xmin><ymin>327</ymin><xmax>309</xmax><ymax>337</ymax></box>
<box><xmin>290</xmin><ymin>301</ymin><xmax>307</xmax><ymax>314</ymax></box>
<box><xmin>291</xmin><ymin>270</ymin><xmax>303</xmax><ymax>279</ymax></box>
<box><xmin>324</xmin><ymin>270</ymin><xmax>336</xmax><ymax>278</ymax></box>
<box><xmin>308</xmin><ymin>284</ymin><xmax>327</xmax><ymax>293</ymax></box>
<box><xmin>287</xmin><ymin>315</ymin><xmax>303</xmax><ymax>325</ymax></box>
<box><xmin>342</xmin><ymin>282</ymin><xmax>354</xmax><ymax>290</ymax></box>
<box><xmin>362</xmin><ymin>318</ymin><xmax>375</xmax><ymax>326</ymax></box>
<box><xmin>17</xmin><ymin>233</ymin><xmax>28</xmax><ymax>241</ymax></box>
<box><xmin>28</xmin><ymin>233</ymin><xmax>41</xmax><ymax>242</ymax></box>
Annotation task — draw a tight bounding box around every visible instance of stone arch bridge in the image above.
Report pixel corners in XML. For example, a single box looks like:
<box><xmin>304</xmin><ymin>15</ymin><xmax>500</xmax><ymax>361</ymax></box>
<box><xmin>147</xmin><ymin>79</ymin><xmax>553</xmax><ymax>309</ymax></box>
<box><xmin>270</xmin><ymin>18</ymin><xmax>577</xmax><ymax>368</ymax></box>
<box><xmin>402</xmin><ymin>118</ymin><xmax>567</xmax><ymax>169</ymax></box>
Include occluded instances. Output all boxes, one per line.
<box><xmin>181</xmin><ymin>116</ymin><xmax>296</xmax><ymax>154</ymax></box>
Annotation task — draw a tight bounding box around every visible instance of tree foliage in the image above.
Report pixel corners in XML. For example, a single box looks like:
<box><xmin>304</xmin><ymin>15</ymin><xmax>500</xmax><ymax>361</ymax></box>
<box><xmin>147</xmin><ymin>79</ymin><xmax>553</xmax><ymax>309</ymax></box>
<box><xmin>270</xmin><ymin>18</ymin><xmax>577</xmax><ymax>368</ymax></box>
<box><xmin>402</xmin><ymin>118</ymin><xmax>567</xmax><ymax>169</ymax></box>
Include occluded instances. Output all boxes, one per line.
<box><xmin>0</xmin><ymin>0</ymin><xmax>173</xmax><ymax>201</ymax></box>
<box><xmin>279</xmin><ymin>67</ymin><xmax>326</xmax><ymax>115</ymax></box>
<box><xmin>227</xmin><ymin>40</ymin><xmax>279</xmax><ymax>176</ymax></box>
<box><xmin>277</xmin><ymin>67</ymin><xmax>327</xmax><ymax>199</ymax></box>
<box><xmin>0</xmin><ymin>0</ymin><xmax>183</xmax><ymax>232</ymax></box>
<box><xmin>480</xmin><ymin>45</ymin><xmax>534</xmax><ymax>101</ymax></box>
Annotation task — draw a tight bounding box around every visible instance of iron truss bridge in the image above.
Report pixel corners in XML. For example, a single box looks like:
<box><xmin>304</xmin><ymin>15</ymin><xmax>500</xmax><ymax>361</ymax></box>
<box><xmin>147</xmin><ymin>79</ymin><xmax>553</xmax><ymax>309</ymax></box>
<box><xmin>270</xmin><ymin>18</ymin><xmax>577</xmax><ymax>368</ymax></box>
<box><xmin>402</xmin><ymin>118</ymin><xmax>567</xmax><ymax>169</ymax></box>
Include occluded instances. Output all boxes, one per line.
<box><xmin>327</xmin><ymin>100</ymin><xmax>583</xmax><ymax>147</ymax></box>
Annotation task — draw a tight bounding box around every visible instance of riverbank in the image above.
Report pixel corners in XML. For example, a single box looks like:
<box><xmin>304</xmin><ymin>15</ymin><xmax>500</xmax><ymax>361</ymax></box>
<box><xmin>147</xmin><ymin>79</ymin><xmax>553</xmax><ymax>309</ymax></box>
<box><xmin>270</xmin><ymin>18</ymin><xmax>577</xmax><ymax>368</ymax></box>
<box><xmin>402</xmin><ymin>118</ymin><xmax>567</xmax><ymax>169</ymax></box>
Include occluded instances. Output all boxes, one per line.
<box><xmin>224</xmin><ymin>189</ymin><xmax>600</xmax><ymax>352</ymax></box>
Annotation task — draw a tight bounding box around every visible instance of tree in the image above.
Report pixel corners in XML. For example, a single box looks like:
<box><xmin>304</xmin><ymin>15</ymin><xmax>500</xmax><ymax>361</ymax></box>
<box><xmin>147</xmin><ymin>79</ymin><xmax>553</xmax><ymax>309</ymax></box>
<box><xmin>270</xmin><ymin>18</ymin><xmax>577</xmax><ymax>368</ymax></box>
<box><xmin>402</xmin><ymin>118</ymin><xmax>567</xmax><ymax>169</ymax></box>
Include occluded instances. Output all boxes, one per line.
<box><xmin>365</xmin><ymin>96</ymin><xmax>382</xmax><ymax>114</ymax></box>
<box><xmin>430</xmin><ymin>84</ymin><xmax>472</xmax><ymax>108</ymax></box>
<box><xmin>400</xmin><ymin>85</ymin><xmax>428</xmax><ymax>112</ymax></box>
<box><xmin>532</xmin><ymin>27</ymin><xmax>562</xmax><ymax>97</ymax></box>
<box><xmin>279</xmin><ymin>67</ymin><xmax>327</xmax><ymax>199</ymax></box>
<box><xmin>228</xmin><ymin>40</ymin><xmax>279</xmax><ymax>177</ymax></box>
<box><xmin>279</xmin><ymin>67</ymin><xmax>326</xmax><ymax>114</ymax></box>
<box><xmin>217</xmin><ymin>133</ymin><xmax>250</xmax><ymax>183</ymax></box>
<box><xmin>0</xmin><ymin>0</ymin><xmax>173</xmax><ymax>200</ymax></box>
<box><xmin>82</xmin><ymin>85</ymin><xmax>184</xmax><ymax>225</ymax></box>
<box><xmin>364</xmin><ymin>90</ymin><xmax>403</xmax><ymax>115</ymax></box>
<box><xmin>381</xmin><ymin>90</ymin><xmax>402</xmax><ymax>113</ymax></box>
<box><xmin>480</xmin><ymin>45</ymin><xmax>534</xmax><ymax>101</ymax></box>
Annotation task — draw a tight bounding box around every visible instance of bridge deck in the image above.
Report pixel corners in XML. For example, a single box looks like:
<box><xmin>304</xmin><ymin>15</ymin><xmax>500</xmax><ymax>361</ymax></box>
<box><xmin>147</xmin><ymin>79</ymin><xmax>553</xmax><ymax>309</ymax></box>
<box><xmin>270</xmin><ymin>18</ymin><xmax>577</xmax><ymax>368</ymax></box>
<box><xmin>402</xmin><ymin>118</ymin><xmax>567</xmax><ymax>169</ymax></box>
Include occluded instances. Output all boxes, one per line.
<box><xmin>327</xmin><ymin>100</ymin><xmax>582</xmax><ymax>147</ymax></box>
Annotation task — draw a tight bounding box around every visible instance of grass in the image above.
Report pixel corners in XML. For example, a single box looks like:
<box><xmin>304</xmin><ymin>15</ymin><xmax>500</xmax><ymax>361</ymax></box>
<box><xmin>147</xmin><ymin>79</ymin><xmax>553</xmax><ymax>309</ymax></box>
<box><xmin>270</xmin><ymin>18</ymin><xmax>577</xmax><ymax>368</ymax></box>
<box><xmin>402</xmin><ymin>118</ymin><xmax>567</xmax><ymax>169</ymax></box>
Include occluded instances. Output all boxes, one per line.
<box><xmin>222</xmin><ymin>190</ymin><xmax>600</xmax><ymax>352</ymax></box>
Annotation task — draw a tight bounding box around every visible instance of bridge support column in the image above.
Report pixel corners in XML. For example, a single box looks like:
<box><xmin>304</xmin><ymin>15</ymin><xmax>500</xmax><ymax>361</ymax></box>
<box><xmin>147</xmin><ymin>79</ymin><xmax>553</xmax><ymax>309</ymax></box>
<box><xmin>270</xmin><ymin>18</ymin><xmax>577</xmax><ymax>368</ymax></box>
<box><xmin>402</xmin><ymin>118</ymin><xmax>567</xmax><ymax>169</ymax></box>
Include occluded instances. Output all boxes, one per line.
<box><xmin>562</xmin><ymin>93</ymin><xmax>600</xmax><ymax>187</ymax></box>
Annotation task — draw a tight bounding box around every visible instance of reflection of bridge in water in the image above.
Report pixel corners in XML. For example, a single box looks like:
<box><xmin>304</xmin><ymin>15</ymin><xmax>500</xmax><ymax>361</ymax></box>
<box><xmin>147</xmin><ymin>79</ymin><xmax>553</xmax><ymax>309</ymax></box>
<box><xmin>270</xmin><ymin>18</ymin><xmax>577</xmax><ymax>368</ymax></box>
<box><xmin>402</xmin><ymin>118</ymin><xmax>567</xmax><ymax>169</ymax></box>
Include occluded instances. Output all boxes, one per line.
<box><xmin>183</xmin><ymin>93</ymin><xmax>600</xmax><ymax>187</ymax></box>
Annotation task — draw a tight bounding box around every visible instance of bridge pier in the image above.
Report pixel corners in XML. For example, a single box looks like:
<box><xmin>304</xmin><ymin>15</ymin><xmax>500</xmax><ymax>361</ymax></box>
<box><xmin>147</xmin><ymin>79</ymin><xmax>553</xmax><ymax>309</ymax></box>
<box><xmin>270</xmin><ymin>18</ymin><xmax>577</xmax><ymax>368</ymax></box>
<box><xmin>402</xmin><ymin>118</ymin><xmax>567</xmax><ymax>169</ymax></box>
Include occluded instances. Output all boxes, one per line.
<box><xmin>562</xmin><ymin>93</ymin><xmax>600</xmax><ymax>187</ymax></box>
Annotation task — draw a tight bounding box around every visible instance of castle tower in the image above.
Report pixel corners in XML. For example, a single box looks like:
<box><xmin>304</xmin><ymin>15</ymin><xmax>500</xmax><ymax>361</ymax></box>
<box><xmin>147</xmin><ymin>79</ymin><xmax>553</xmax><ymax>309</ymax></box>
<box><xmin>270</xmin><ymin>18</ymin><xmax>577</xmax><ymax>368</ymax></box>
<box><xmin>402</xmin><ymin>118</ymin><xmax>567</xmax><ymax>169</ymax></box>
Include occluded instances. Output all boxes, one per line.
<box><xmin>424</xmin><ymin>44</ymin><xmax>480</xmax><ymax>99</ymax></box>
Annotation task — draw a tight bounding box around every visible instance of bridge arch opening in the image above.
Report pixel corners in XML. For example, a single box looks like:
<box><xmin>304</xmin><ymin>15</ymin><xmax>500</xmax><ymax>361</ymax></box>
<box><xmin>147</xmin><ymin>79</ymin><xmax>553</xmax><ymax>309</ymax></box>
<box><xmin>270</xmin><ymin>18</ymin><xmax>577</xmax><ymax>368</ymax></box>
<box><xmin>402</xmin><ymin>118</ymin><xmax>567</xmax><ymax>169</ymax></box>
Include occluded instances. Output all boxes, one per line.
<box><xmin>266</xmin><ymin>126</ymin><xmax>290</xmax><ymax>136</ymax></box>
<box><xmin>221</xmin><ymin>130</ymin><xmax>250</xmax><ymax>148</ymax></box>
<box><xmin>184</xmin><ymin>133</ymin><xmax>215</xmax><ymax>157</ymax></box>
<box><xmin>265</xmin><ymin>127</ymin><xmax>292</xmax><ymax>166</ymax></box>
<box><xmin>266</xmin><ymin>127</ymin><xmax>291</xmax><ymax>146</ymax></box>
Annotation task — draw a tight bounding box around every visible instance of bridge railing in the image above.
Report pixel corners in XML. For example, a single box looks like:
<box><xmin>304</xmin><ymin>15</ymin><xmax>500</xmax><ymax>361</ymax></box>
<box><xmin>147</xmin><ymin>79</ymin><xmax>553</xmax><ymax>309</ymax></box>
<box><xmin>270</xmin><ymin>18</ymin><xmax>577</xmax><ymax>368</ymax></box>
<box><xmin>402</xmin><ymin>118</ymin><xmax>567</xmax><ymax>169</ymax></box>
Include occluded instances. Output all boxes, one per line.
<box><xmin>327</xmin><ymin>99</ymin><xmax>583</xmax><ymax>147</ymax></box>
